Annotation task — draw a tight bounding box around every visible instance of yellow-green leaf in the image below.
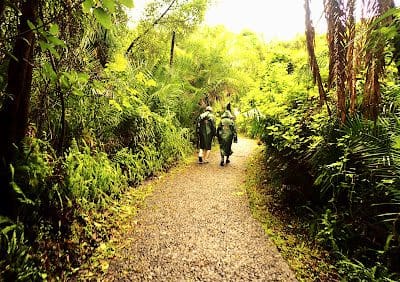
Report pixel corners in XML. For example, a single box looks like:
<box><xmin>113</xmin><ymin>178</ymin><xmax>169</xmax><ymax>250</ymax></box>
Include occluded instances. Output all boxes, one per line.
<box><xmin>119</xmin><ymin>0</ymin><xmax>134</xmax><ymax>8</ymax></box>
<box><xmin>94</xmin><ymin>7</ymin><xmax>112</xmax><ymax>29</ymax></box>
<box><xmin>82</xmin><ymin>0</ymin><xmax>94</xmax><ymax>13</ymax></box>
<box><xmin>102</xmin><ymin>0</ymin><xmax>115</xmax><ymax>13</ymax></box>
<box><xmin>49</xmin><ymin>23</ymin><xmax>59</xmax><ymax>36</ymax></box>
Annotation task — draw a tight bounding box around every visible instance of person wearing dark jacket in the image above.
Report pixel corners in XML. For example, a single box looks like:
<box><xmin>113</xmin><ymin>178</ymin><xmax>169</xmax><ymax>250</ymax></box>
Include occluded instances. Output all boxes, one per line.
<box><xmin>217</xmin><ymin>107</ymin><xmax>237</xmax><ymax>166</ymax></box>
<box><xmin>196</xmin><ymin>106</ymin><xmax>216</xmax><ymax>163</ymax></box>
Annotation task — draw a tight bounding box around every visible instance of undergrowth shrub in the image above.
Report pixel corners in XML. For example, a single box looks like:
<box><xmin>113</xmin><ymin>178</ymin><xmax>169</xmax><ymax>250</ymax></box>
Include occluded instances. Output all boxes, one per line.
<box><xmin>241</xmin><ymin>89</ymin><xmax>400</xmax><ymax>279</ymax></box>
<box><xmin>64</xmin><ymin>140</ymin><xmax>127</xmax><ymax>210</ymax></box>
<box><xmin>0</xmin><ymin>217</ymin><xmax>41</xmax><ymax>281</ymax></box>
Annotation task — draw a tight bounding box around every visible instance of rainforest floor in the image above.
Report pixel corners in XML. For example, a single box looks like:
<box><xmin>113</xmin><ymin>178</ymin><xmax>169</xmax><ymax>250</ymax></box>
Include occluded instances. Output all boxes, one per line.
<box><xmin>77</xmin><ymin>137</ymin><xmax>336</xmax><ymax>281</ymax></box>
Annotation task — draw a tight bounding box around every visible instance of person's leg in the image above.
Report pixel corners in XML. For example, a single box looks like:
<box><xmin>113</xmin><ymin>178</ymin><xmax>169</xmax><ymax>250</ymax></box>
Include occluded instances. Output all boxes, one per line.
<box><xmin>198</xmin><ymin>148</ymin><xmax>204</xmax><ymax>163</ymax></box>
<box><xmin>204</xmin><ymin>149</ymin><xmax>211</xmax><ymax>163</ymax></box>
<box><xmin>226</xmin><ymin>142</ymin><xmax>232</xmax><ymax>164</ymax></box>
<box><xmin>220</xmin><ymin>152</ymin><xmax>224</xmax><ymax>166</ymax></box>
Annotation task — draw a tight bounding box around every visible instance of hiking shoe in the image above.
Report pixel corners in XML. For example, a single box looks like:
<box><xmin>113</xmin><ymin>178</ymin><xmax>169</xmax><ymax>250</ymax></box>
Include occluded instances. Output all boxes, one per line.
<box><xmin>198</xmin><ymin>156</ymin><xmax>203</xmax><ymax>163</ymax></box>
<box><xmin>226</xmin><ymin>159</ymin><xmax>230</xmax><ymax>164</ymax></box>
<box><xmin>220</xmin><ymin>160</ymin><xmax>224</xmax><ymax>166</ymax></box>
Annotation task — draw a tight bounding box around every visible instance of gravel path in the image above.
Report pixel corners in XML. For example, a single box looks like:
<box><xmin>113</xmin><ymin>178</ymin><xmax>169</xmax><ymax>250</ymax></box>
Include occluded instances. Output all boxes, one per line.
<box><xmin>105</xmin><ymin>137</ymin><xmax>297</xmax><ymax>281</ymax></box>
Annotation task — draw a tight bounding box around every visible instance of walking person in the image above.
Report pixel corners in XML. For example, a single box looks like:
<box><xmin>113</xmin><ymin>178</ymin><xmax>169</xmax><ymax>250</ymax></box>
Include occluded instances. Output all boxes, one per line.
<box><xmin>217</xmin><ymin>104</ymin><xmax>237</xmax><ymax>166</ymax></box>
<box><xmin>196</xmin><ymin>106</ymin><xmax>216</xmax><ymax>164</ymax></box>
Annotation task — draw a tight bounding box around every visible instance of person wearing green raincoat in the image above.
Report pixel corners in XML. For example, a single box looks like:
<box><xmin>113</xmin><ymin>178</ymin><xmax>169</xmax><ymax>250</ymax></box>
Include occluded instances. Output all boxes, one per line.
<box><xmin>196</xmin><ymin>106</ymin><xmax>216</xmax><ymax>163</ymax></box>
<box><xmin>217</xmin><ymin>106</ymin><xmax>237</xmax><ymax>166</ymax></box>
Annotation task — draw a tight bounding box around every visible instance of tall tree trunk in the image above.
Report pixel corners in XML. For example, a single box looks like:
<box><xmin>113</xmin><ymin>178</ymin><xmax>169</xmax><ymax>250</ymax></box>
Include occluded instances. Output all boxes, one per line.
<box><xmin>347</xmin><ymin>0</ymin><xmax>357</xmax><ymax>115</ymax></box>
<box><xmin>304</xmin><ymin>0</ymin><xmax>331</xmax><ymax>116</ymax></box>
<box><xmin>169</xmin><ymin>31</ymin><xmax>176</xmax><ymax>67</ymax></box>
<box><xmin>0</xmin><ymin>2</ymin><xmax>5</xmax><ymax>17</ymax></box>
<box><xmin>0</xmin><ymin>0</ymin><xmax>39</xmax><ymax>217</ymax></box>
<box><xmin>324</xmin><ymin>0</ymin><xmax>347</xmax><ymax>123</ymax></box>
<box><xmin>323</xmin><ymin>0</ymin><xmax>335</xmax><ymax>90</ymax></box>
<box><xmin>362</xmin><ymin>0</ymin><xmax>393</xmax><ymax>120</ymax></box>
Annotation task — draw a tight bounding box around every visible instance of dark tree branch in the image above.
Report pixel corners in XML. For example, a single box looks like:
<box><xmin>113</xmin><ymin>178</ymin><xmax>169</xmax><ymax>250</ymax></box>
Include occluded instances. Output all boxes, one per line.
<box><xmin>169</xmin><ymin>30</ymin><xmax>176</xmax><ymax>67</ymax></box>
<box><xmin>3</xmin><ymin>0</ymin><xmax>84</xmax><ymax>42</ymax></box>
<box><xmin>126</xmin><ymin>0</ymin><xmax>177</xmax><ymax>54</ymax></box>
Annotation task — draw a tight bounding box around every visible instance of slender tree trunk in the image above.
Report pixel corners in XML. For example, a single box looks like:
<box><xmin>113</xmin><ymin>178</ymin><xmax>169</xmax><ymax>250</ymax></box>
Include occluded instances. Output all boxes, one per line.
<box><xmin>336</xmin><ymin>20</ymin><xmax>347</xmax><ymax>124</ymax></box>
<box><xmin>304</xmin><ymin>0</ymin><xmax>331</xmax><ymax>116</ymax></box>
<box><xmin>48</xmin><ymin>52</ymin><xmax>66</xmax><ymax>154</ymax></box>
<box><xmin>169</xmin><ymin>31</ymin><xmax>176</xmax><ymax>67</ymax></box>
<box><xmin>58</xmin><ymin>89</ymin><xmax>66</xmax><ymax>154</ymax></box>
<box><xmin>324</xmin><ymin>0</ymin><xmax>347</xmax><ymax>123</ymax></box>
<box><xmin>362</xmin><ymin>0</ymin><xmax>393</xmax><ymax>120</ymax></box>
<box><xmin>347</xmin><ymin>0</ymin><xmax>357</xmax><ymax>115</ymax></box>
<box><xmin>0</xmin><ymin>2</ymin><xmax>5</xmax><ymax>17</ymax></box>
<box><xmin>0</xmin><ymin>0</ymin><xmax>39</xmax><ymax>217</ymax></box>
<box><xmin>323</xmin><ymin>0</ymin><xmax>335</xmax><ymax>90</ymax></box>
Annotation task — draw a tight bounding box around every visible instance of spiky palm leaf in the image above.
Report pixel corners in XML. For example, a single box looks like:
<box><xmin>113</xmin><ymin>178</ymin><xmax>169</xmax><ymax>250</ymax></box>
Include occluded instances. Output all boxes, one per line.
<box><xmin>362</xmin><ymin>0</ymin><xmax>394</xmax><ymax>120</ymax></box>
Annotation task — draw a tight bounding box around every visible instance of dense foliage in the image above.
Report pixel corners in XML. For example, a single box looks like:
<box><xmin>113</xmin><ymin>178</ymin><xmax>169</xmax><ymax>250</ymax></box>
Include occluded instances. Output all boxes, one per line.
<box><xmin>238</xmin><ymin>14</ymin><xmax>400</xmax><ymax>282</ymax></box>
<box><xmin>0</xmin><ymin>0</ymin><xmax>209</xmax><ymax>279</ymax></box>
<box><xmin>1</xmin><ymin>0</ymin><xmax>400</xmax><ymax>280</ymax></box>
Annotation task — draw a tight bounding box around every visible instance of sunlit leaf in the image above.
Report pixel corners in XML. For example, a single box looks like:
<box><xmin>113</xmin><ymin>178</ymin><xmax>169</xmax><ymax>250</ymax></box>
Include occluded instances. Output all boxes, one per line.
<box><xmin>27</xmin><ymin>20</ymin><xmax>35</xmax><ymax>31</ymax></box>
<box><xmin>48</xmin><ymin>36</ymin><xmax>66</xmax><ymax>47</ymax></box>
<box><xmin>82</xmin><ymin>0</ymin><xmax>94</xmax><ymax>13</ymax></box>
<box><xmin>119</xmin><ymin>0</ymin><xmax>134</xmax><ymax>8</ymax></box>
<box><xmin>102</xmin><ymin>0</ymin><xmax>116</xmax><ymax>13</ymax></box>
<box><xmin>49</xmin><ymin>23</ymin><xmax>59</xmax><ymax>36</ymax></box>
<box><xmin>72</xmin><ymin>88</ymin><xmax>84</xmax><ymax>96</ymax></box>
<box><xmin>94</xmin><ymin>7</ymin><xmax>112</xmax><ymax>29</ymax></box>
<box><xmin>42</xmin><ymin>62</ymin><xmax>57</xmax><ymax>81</ymax></box>
<box><xmin>109</xmin><ymin>99</ymin><xmax>123</xmax><ymax>111</ymax></box>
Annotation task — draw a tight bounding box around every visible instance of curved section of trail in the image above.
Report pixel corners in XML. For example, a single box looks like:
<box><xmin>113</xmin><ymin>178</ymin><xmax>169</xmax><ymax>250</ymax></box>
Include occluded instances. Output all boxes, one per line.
<box><xmin>106</xmin><ymin>137</ymin><xmax>297</xmax><ymax>281</ymax></box>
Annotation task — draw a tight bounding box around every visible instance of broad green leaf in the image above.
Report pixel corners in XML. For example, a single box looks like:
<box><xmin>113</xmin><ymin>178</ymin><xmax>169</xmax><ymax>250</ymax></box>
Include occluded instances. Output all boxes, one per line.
<box><xmin>38</xmin><ymin>40</ymin><xmax>50</xmax><ymax>52</ymax></box>
<box><xmin>72</xmin><ymin>88</ymin><xmax>84</xmax><ymax>96</ymax></box>
<box><xmin>102</xmin><ymin>0</ymin><xmax>115</xmax><ymax>13</ymax></box>
<box><xmin>42</xmin><ymin>62</ymin><xmax>57</xmax><ymax>81</ymax></box>
<box><xmin>60</xmin><ymin>75</ymin><xmax>70</xmax><ymax>89</ymax></box>
<box><xmin>48</xmin><ymin>36</ymin><xmax>66</xmax><ymax>47</ymax></box>
<box><xmin>47</xmin><ymin>45</ymin><xmax>60</xmax><ymax>59</ymax></box>
<box><xmin>27</xmin><ymin>20</ymin><xmax>36</xmax><ymax>31</ymax></box>
<box><xmin>77</xmin><ymin>73</ymin><xmax>90</xmax><ymax>83</ymax></box>
<box><xmin>49</xmin><ymin>23</ymin><xmax>59</xmax><ymax>36</ymax></box>
<box><xmin>94</xmin><ymin>7</ymin><xmax>112</xmax><ymax>29</ymax></box>
<box><xmin>82</xmin><ymin>0</ymin><xmax>94</xmax><ymax>13</ymax></box>
<box><xmin>119</xmin><ymin>0</ymin><xmax>134</xmax><ymax>8</ymax></box>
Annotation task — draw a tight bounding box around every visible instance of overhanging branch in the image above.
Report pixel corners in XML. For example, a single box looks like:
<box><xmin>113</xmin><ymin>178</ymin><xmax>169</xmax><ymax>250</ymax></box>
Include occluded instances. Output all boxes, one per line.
<box><xmin>126</xmin><ymin>0</ymin><xmax>177</xmax><ymax>54</ymax></box>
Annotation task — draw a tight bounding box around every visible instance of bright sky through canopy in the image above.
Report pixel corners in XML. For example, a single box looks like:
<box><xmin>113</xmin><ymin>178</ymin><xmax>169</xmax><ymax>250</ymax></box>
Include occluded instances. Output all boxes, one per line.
<box><xmin>128</xmin><ymin>0</ymin><xmax>326</xmax><ymax>40</ymax></box>
<box><xmin>129</xmin><ymin>0</ymin><xmax>400</xmax><ymax>41</ymax></box>
<box><xmin>204</xmin><ymin>0</ymin><xmax>326</xmax><ymax>41</ymax></box>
